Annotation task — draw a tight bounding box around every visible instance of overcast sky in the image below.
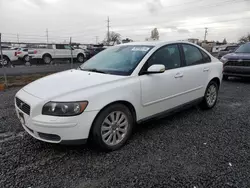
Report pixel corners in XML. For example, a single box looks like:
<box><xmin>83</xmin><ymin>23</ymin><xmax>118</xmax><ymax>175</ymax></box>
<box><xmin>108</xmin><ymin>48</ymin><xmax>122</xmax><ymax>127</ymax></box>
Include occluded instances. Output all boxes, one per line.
<box><xmin>0</xmin><ymin>0</ymin><xmax>250</xmax><ymax>44</ymax></box>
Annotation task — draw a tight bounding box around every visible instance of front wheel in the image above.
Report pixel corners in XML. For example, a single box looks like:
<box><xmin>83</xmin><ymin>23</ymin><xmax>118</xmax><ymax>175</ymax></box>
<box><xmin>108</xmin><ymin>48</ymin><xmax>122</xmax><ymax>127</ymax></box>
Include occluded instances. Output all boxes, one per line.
<box><xmin>200</xmin><ymin>81</ymin><xmax>219</xmax><ymax>110</ymax></box>
<box><xmin>0</xmin><ymin>56</ymin><xmax>10</xmax><ymax>67</ymax></box>
<box><xmin>90</xmin><ymin>104</ymin><xmax>134</xmax><ymax>151</ymax></box>
<box><xmin>77</xmin><ymin>54</ymin><xmax>85</xmax><ymax>63</ymax></box>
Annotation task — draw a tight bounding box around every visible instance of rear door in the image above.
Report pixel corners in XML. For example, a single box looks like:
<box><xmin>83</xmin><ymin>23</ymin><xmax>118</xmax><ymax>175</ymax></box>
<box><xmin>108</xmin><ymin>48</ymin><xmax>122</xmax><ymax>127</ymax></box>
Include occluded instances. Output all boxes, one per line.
<box><xmin>55</xmin><ymin>44</ymin><xmax>71</xmax><ymax>58</ymax></box>
<box><xmin>179</xmin><ymin>43</ymin><xmax>211</xmax><ymax>100</ymax></box>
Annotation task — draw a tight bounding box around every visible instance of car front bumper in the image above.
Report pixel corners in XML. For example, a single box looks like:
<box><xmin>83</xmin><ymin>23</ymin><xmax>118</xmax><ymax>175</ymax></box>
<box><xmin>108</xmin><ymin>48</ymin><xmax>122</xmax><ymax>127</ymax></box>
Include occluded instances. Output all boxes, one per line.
<box><xmin>15</xmin><ymin>89</ymin><xmax>99</xmax><ymax>144</ymax></box>
<box><xmin>223</xmin><ymin>66</ymin><xmax>250</xmax><ymax>77</ymax></box>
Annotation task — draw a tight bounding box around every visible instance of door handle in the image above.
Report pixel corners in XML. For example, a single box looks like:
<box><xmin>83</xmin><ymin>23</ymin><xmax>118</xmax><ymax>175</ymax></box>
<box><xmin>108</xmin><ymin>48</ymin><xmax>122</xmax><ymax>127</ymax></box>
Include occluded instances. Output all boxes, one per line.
<box><xmin>175</xmin><ymin>73</ymin><xmax>183</xmax><ymax>78</ymax></box>
<box><xmin>203</xmin><ymin>68</ymin><xmax>210</xmax><ymax>72</ymax></box>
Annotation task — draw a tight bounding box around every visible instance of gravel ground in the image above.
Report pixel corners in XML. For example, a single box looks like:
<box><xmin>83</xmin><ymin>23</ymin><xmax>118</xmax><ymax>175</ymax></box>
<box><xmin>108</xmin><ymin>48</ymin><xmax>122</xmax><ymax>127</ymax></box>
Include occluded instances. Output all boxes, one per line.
<box><xmin>0</xmin><ymin>79</ymin><xmax>250</xmax><ymax>188</ymax></box>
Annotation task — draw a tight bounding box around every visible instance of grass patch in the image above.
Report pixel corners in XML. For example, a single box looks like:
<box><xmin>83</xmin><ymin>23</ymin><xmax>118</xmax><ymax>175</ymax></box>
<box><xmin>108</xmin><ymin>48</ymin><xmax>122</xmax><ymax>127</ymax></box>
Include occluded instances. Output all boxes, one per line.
<box><xmin>0</xmin><ymin>73</ymin><xmax>51</xmax><ymax>88</ymax></box>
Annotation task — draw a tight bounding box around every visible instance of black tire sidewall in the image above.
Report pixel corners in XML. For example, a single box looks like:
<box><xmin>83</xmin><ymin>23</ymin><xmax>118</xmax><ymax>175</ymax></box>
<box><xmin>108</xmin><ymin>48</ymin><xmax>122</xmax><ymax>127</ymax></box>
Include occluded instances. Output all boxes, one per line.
<box><xmin>204</xmin><ymin>81</ymin><xmax>218</xmax><ymax>109</ymax></box>
<box><xmin>91</xmin><ymin>104</ymin><xmax>134</xmax><ymax>151</ymax></box>
<box><xmin>77</xmin><ymin>54</ymin><xmax>84</xmax><ymax>63</ymax></box>
<box><xmin>1</xmin><ymin>57</ymin><xmax>10</xmax><ymax>67</ymax></box>
<box><xmin>24</xmin><ymin>55</ymin><xmax>29</xmax><ymax>62</ymax></box>
<box><xmin>43</xmin><ymin>55</ymin><xmax>52</xmax><ymax>64</ymax></box>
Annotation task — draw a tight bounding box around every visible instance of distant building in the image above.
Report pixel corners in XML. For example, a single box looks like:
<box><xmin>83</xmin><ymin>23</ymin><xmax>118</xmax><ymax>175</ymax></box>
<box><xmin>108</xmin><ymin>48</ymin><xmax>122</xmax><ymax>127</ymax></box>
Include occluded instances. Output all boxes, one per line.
<box><xmin>187</xmin><ymin>38</ymin><xmax>199</xmax><ymax>44</ymax></box>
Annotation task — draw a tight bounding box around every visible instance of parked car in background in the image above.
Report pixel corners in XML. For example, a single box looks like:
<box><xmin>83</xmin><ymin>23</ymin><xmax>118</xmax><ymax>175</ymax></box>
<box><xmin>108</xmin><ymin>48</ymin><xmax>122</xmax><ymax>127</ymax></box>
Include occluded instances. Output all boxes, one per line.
<box><xmin>15</xmin><ymin>41</ymin><xmax>222</xmax><ymax>151</ymax></box>
<box><xmin>17</xmin><ymin>48</ymin><xmax>29</xmax><ymax>62</ymax></box>
<box><xmin>0</xmin><ymin>49</ymin><xmax>18</xmax><ymax>67</ymax></box>
<box><xmin>221</xmin><ymin>42</ymin><xmax>250</xmax><ymax>80</ymax></box>
<box><xmin>218</xmin><ymin>45</ymin><xmax>239</xmax><ymax>59</ymax></box>
<box><xmin>28</xmin><ymin>44</ymin><xmax>86</xmax><ymax>64</ymax></box>
<box><xmin>87</xmin><ymin>47</ymin><xmax>106</xmax><ymax>58</ymax></box>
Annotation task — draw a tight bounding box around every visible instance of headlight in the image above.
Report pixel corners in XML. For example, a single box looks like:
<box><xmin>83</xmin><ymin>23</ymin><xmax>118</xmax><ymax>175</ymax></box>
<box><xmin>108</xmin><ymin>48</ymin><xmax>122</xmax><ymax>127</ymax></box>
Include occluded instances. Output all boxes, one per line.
<box><xmin>42</xmin><ymin>101</ymin><xmax>88</xmax><ymax>116</ymax></box>
<box><xmin>220</xmin><ymin>56</ymin><xmax>228</xmax><ymax>63</ymax></box>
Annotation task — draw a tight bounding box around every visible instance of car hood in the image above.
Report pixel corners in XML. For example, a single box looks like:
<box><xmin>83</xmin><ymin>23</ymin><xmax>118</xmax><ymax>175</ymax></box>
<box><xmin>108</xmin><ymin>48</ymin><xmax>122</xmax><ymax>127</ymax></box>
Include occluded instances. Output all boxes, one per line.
<box><xmin>224</xmin><ymin>53</ymin><xmax>250</xmax><ymax>60</ymax></box>
<box><xmin>22</xmin><ymin>69</ymin><xmax>125</xmax><ymax>100</ymax></box>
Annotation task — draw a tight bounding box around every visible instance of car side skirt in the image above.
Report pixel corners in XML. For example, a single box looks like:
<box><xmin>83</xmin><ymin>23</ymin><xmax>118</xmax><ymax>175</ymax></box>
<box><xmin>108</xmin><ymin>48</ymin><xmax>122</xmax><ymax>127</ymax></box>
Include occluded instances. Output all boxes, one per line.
<box><xmin>137</xmin><ymin>97</ymin><xmax>203</xmax><ymax>124</ymax></box>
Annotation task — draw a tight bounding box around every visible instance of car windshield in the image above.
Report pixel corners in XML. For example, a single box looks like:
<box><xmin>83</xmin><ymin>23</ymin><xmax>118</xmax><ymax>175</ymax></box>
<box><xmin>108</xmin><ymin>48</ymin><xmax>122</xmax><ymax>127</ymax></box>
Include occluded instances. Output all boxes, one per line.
<box><xmin>235</xmin><ymin>43</ymin><xmax>250</xmax><ymax>53</ymax></box>
<box><xmin>80</xmin><ymin>45</ymin><xmax>153</xmax><ymax>75</ymax></box>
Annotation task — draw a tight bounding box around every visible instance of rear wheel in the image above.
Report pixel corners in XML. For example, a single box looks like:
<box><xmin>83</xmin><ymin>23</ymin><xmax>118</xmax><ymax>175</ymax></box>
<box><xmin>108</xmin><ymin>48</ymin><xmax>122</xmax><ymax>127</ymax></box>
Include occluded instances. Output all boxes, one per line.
<box><xmin>23</xmin><ymin>55</ymin><xmax>30</xmax><ymax>62</ymax></box>
<box><xmin>90</xmin><ymin>104</ymin><xmax>134</xmax><ymax>151</ymax></box>
<box><xmin>200</xmin><ymin>81</ymin><xmax>219</xmax><ymax>109</ymax></box>
<box><xmin>43</xmin><ymin>54</ymin><xmax>52</xmax><ymax>64</ymax></box>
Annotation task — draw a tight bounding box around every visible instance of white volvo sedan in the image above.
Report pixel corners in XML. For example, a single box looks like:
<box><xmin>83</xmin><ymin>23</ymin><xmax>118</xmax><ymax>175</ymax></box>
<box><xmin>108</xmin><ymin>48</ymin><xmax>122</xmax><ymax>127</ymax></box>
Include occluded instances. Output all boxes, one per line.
<box><xmin>15</xmin><ymin>41</ymin><xmax>223</xmax><ymax>151</ymax></box>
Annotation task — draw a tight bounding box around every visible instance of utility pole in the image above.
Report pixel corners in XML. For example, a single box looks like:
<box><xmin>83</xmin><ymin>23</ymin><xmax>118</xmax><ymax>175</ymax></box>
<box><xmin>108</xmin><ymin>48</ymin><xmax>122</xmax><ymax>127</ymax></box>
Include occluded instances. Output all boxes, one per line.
<box><xmin>46</xmin><ymin>28</ymin><xmax>49</xmax><ymax>44</ymax></box>
<box><xmin>107</xmin><ymin>16</ymin><xmax>110</xmax><ymax>45</ymax></box>
<box><xmin>0</xmin><ymin>33</ymin><xmax>7</xmax><ymax>86</ymax></box>
<box><xmin>204</xmin><ymin>27</ymin><xmax>208</xmax><ymax>41</ymax></box>
<box><xmin>70</xmin><ymin>37</ymin><xmax>73</xmax><ymax>69</ymax></box>
<box><xmin>17</xmin><ymin>34</ymin><xmax>20</xmax><ymax>46</ymax></box>
<box><xmin>95</xmin><ymin>36</ymin><xmax>99</xmax><ymax>44</ymax></box>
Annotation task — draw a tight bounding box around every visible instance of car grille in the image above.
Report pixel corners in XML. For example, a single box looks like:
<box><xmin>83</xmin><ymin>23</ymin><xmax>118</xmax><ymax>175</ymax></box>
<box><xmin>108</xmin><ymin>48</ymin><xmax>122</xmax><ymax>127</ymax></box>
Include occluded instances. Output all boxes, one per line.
<box><xmin>16</xmin><ymin>97</ymin><xmax>31</xmax><ymax>115</ymax></box>
<box><xmin>225</xmin><ymin>60</ymin><xmax>250</xmax><ymax>67</ymax></box>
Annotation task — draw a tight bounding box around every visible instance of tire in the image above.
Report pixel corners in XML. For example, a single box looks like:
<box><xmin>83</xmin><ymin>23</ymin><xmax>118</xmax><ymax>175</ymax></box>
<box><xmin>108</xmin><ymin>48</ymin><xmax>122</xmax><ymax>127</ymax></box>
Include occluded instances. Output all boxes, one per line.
<box><xmin>0</xmin><ymin>56</ymin><xmax>10</xmax><ymax>67</ymax></box>
<box><xmin>23</xmin><ymin>55</ymin><xmax>30</xmax><ymax>62</ymax></box>
<box><xmin>200</xmin><ymin>81</ymin><xmax>219</xmax><ymax>110</ymax></box>
<box><xmin>77</xmin><ymin>54</ymin><xmax>85</xmax><ymax>63</ymax></box>
<box><xmin>43</xmin><ymin>54</ymin><xmax>52</xmax><ymax>64</ymax></box>
<box><xmin>223</xmin><ymin>75</ymin><xmax>229</xmax><ymax>81</ymax></box>
<box><xmin>90</xmin><ymin>104</ymin><xmax>134</xmax><ymax>151</ymax></box>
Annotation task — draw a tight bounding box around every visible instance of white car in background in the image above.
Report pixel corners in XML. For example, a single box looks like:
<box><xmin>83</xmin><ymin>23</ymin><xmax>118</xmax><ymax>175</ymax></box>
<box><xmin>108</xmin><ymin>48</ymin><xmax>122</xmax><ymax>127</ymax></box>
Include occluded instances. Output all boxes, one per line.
<box><xmin>15</xmin><ymin>41</ymin><xmax>222</xmax><ymax>151</ymax></box>
<box><xmin>29</xmin><ymin>44</ymin><xmax>86</xmax><ymax>64</ymax></box>
<box><xmin>1</xmin><ymin>49</ymin><xmax>18</xmax><ymax>67</ymax></box>
<box><xmin>17</xmin><ymin>48</ymin><xmax>29</xmax><ymax>62</ymax></box>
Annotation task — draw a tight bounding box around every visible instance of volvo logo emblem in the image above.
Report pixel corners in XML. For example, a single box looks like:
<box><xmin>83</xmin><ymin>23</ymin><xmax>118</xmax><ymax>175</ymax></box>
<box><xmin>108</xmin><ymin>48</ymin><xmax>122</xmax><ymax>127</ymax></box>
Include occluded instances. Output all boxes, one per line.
<box><xmin>19</xmin><ymin>102</ymin><xmax>24</xmax><ymax>109</ymax></box>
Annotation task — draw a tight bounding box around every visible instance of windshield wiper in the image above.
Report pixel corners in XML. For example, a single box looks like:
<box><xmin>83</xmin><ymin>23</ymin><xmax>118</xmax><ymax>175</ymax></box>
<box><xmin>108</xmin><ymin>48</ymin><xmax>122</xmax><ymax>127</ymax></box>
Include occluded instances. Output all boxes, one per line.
<box><xmin>79</xmin><ymin>68</ymin><xmax>107</xmax><ymax>74</ymax></box>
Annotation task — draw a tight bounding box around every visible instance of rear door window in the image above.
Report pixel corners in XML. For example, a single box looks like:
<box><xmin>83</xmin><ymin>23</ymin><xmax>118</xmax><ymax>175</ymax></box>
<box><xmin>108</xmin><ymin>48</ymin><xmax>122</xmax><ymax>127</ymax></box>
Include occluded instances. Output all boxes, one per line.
<box><xmin>182</xmin><ymin>44</ymin><xmax>204</xmax><ymax>66</ymax></box>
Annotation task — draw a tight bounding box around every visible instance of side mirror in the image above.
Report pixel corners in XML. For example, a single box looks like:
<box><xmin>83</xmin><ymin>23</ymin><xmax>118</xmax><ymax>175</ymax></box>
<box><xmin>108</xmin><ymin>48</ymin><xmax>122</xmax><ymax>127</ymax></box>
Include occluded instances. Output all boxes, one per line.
<box><xmin>143</xmin><ymin>64</ymin><xmax>165</xmax><ymax>74</ymax></box>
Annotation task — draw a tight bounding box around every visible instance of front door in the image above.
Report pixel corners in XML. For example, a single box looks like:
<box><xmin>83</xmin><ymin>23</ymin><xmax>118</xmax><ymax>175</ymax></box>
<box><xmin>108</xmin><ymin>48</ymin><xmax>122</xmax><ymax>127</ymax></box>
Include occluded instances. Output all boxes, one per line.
<box><xmin>139</xmin><ymin>44</ymin><xmax>187</xmax><ymax>118</ymax></box>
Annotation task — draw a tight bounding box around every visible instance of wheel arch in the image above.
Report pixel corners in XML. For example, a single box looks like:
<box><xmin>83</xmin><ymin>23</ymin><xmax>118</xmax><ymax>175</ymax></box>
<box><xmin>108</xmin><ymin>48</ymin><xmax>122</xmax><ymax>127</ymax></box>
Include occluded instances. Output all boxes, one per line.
<box><xmin>2</xmin><ymin>55</ymin><xmax>10</xmax><ymax>62</ymax></box>
<box><xmin>210</xmin><ymin>77</ymin><xmax>221</xmax><ymax>88</ymax></box>
<box><xmin>88</xmin><ymin>100</ymin><xmax>137</xmax><ymax>137</ymax></box>
<box><xmin>42</xmin><ymin>53</ymin><xmax>52</xmax><ymax>59</ymax></box>
<box><xmin>77</xmin><ymin>53</ymin><xmax>85</xmax><ymax>58</ymax></box>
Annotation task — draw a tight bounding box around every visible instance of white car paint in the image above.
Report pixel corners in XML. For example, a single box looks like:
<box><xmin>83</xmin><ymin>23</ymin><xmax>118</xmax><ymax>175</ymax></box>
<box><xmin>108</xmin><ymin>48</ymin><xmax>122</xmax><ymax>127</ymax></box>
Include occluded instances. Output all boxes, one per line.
<box><xmin>1</xmin><ymin>49</ymin><xmax>18</xmax><ymax>63</ymax></box>
<box><xmin>16</xmin><ymin>48</ymin><xmax>29</xmax><ymax>60</ymax></box>
<box><xmin>29</xmin><ymin>44</ymin><xmax>86</xmax><ymax>63</ymax></box>
<box><xmin>15</xmin><ymin>41</ymin><xmax>223</xmax><ymax>144</ymax></box>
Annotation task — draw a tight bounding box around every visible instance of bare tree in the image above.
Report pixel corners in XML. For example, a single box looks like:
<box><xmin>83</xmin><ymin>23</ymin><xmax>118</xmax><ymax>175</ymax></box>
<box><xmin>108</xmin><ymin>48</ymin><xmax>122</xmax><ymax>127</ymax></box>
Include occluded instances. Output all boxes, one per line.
<box><xmin>239</xmin><ymin>33</ymin><xmax>250</xmax><ymax>43</ymax></box>
<box><xmin>150</xmin><ymin>28</ymin><xmax>159</xmax><ymax>40</ymax></box>
<box><xmin>109</xmin><ymin>32</ymin><xmax>121</xmax><ymax>45</ymax></box>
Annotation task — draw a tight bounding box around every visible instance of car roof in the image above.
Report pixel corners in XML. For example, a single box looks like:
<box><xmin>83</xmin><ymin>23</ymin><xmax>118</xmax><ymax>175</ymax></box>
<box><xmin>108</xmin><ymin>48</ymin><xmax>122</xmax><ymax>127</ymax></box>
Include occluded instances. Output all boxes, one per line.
<box><xmin>119</xmin><ymin>40</ymin><xmax>198</xmax><ymax>47</ymax></box>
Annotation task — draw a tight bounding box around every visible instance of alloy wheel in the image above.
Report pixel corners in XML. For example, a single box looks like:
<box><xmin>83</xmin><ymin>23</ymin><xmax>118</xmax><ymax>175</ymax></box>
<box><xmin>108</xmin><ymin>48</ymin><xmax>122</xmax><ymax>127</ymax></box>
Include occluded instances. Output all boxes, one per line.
<box><xmin>101</xmin><ymin>111</ymin><xmax>128</xmax><ymax>146</ymax></box>
<box><xmin>206</xmin><ymin>84</ymin><xmax>217</xmax><ymax>107</ymax></box>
